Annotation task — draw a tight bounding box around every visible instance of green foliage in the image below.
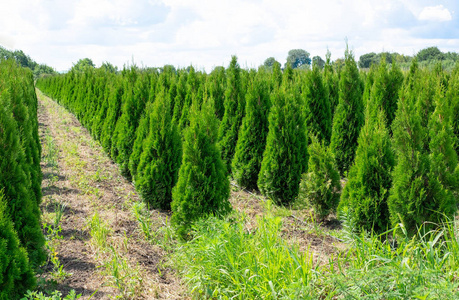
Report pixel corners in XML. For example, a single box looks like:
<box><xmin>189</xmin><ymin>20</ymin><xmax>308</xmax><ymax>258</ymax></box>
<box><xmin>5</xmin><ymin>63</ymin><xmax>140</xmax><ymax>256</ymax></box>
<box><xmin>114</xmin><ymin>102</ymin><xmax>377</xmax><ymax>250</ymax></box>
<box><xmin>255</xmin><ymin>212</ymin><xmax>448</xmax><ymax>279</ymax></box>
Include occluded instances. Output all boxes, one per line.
<box><xmin>135</xmin><ymin>88</ymin><xmax>182</xmax><ymax>210</ymax></box>
<box><xmin>257</xmin><ymin>87</ymin><xmax>308</xmax><ymax>205</ymax></box>
<box><xmin>389</xmin><ymin>61</ymin><xmax>459</xmax><ymax>236</ymax></box>
<box><xmin>339</xmin><ymin>108</ymin><xmax>395</xmax><ymax>234</ymax></box>
<box><xmin>323</xmin><ymin>50</ymin><xmax>339</xmax><ymax>116</ymax></box>
<box><xmin>100</xmin><ymin>77</ymin><xmax>124</xmax><ymax>153</ymax></box>
<box><xmin>218</xmin><ymin>56</ymin><xmax>245</xmax><ymax>172</ymax></box>
<box><xmin>171</xmin><ymin>99</ymin><xmax>231</xmax><ymax>237</ymax></box>
<box><xmin>298</xmin><ymin>135</ymin><xmax>340</xmax><ymax>219</ymax></box>
<box><xmin>0</xmin><ymin>60</ymin><xmax>46</xmax><ymax>268</ymax></box>
<box><xmin>303</xmin><ymin>64</ymin><xmax>332</xmax><ymax>143</ymax></box>
<box><xmin>174</xmin><ymin>212</ymin><xmax>313</xmax><ymax>299</ymax></box>
<box><xmin>0</xmin><ymin>190</ymin><xmax>36</xmax><ymax>300</ymax></box>
<box><xmin>71</xmin><ymin>58</ymin><xmax>95</xmax><ymax>72</ymax></box>
<box><xmin>330</xmin><ymin>47</ymin><xmax>364</xmax><ymax>175</ymax></box>
<box><xmin>231</xmin><ymin>73</ymin><xmax>271</xmax><ymax>190</ymax></box>
<box><xmin>286</xmin><ymin>49</ymin><xmax>311</xmax><ymax>69</ymax></box>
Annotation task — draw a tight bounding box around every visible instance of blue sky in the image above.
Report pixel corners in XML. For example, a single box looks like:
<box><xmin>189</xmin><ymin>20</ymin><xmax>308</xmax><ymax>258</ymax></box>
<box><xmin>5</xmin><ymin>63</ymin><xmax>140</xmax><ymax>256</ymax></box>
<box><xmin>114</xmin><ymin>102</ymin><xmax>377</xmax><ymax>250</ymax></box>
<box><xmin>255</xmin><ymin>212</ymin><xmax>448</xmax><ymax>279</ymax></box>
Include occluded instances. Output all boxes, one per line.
<box><xmin>1</xmin><ymin>0</ymin><xmax>457</xmax><ymax>71</ymax></box>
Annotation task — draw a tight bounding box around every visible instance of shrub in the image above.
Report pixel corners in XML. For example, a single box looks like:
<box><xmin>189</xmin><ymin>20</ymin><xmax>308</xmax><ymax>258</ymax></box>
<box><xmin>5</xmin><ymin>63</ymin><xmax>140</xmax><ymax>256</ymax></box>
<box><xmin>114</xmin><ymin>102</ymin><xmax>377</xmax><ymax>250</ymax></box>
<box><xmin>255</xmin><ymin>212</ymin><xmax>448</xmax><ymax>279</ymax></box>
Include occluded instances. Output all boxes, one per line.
<box><xmin>257</xmin><ymin>87</ymin><xmax>308</xmax><ymax>205</ymax></box>
<box><xmin>0</xmin><ymin>190</ymin><xmax>36</xmax><ymax>300</ymax></box>
<box><xmin>171</xmin><ymin>99</ymin><xmax>231</xmax><ymax>237</ymax></box>
<box><xmin>298</xmin><ymin>135</ymin><xmax>340</xmax><ymax>219</ymax></box>
<box><xmin>218</xmin><ymin>56</ymin><xmax>245</xmax><ymax>172</ymax></box>
<box><xmin>135</xmin><ymin>88</ymin><xmax>182</xmax><ymax>210</ymax></box>
<box><xmin>231</xmin><ymin>73</ymin><xmax>271</xmax><ymax>190</ymax></box>
<box><xmin>330</xmin><ymin>47</ymin><xmax>364</xmax><ymax>175</ymax></box>
<box><xmin>338</xmin><ymin>108</ymin><xmax>395</xmax><ymax>234</ymax></box>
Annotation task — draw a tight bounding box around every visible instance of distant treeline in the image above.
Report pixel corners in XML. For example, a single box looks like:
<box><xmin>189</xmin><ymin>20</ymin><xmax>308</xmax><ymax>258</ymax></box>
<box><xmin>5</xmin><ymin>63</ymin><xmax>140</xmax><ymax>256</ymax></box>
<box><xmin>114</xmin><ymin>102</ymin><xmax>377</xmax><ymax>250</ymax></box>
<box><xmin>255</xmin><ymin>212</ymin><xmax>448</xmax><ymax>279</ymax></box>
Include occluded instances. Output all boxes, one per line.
<box><xmin>0</xmin><ymin>45</ymin><xmax>57</xmax><ymax>77</ymax></box>
<box><xmin>358</xmin><ymin>46</ymin><xmax>459</xmax><ymax>71</ymax></box>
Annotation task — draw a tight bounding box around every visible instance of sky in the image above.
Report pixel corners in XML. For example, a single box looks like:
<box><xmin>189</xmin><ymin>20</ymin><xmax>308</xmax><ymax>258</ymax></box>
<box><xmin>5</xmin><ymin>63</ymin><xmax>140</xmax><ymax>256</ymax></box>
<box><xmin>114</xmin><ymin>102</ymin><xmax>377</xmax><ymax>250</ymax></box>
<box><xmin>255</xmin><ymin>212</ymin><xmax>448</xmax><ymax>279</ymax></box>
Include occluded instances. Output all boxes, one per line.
<box><xmin>0</xmin><ymin>0</ymin><xmax>458</xmax><ymax>72</ymax></box>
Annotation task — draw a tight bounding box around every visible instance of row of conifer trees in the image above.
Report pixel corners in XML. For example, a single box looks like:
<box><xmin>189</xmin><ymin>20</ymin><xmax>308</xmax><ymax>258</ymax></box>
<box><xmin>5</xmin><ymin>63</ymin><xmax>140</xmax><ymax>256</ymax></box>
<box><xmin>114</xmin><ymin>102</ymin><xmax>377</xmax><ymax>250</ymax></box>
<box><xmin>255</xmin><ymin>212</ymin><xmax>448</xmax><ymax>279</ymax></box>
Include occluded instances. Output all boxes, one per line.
<box><xmin>36</xmin><ymin>50</ymin><xmax>459</xmax><ymax>238</ymax></box>
<box><xmin>0</xmin><ymin>59</ymin><xmax>45</xmax><ymax>298</ymax></box>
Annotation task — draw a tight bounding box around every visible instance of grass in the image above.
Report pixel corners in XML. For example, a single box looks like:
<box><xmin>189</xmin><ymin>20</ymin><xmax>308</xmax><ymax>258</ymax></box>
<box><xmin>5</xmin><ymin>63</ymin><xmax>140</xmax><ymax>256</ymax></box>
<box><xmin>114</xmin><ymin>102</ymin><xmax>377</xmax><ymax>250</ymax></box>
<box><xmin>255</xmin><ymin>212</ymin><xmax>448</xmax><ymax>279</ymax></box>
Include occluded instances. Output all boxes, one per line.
<box><xmin>169</xmin><ymin>202</ymin><xmax>459</xmax><ymax>299</ymax></box>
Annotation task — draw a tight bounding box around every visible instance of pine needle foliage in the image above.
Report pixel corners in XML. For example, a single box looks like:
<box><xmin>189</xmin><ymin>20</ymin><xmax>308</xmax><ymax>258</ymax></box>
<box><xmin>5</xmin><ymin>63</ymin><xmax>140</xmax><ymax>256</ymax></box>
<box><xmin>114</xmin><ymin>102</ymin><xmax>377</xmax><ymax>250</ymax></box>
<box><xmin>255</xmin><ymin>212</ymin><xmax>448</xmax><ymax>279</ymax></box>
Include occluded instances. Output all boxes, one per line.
<box><xmin>231</xmin><ymin>73</ymin><xmax>271</xmax><ymax>190</ymax></box>
<box><xmin>171</xmin><ymin>99</ymin><xmax>231</xmax><ymax>237</ymax></box>
<box><xmin>257</xmin><ymin>87</ymin><xmax>308</xmax><ymax>205</ymax></box>
<box><xmin>330</xmin><ymin>47</ymin><xmax>364</xmax><ymax>175</ymax></box>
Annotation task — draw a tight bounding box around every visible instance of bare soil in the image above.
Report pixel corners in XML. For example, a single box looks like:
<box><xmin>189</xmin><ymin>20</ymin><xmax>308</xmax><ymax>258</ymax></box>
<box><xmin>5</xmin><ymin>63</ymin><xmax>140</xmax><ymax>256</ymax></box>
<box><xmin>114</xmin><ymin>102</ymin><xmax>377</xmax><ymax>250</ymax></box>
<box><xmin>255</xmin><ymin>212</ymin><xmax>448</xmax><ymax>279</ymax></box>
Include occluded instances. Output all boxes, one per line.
<box><xmin>37</xmin><ymin>90</ymin><xmax>186</xmax><ymax>299</ymax></box>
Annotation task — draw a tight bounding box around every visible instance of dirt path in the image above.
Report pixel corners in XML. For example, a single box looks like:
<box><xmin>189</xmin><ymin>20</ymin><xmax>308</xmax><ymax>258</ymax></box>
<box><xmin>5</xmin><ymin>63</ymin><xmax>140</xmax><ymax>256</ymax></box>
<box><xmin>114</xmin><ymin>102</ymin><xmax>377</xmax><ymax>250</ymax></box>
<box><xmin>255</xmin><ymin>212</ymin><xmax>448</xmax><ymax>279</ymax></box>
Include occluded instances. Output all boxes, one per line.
<box><xmin>37</xmin><ymin>90</ymin><xmax>186</xmax><ymax>299</ymax></box>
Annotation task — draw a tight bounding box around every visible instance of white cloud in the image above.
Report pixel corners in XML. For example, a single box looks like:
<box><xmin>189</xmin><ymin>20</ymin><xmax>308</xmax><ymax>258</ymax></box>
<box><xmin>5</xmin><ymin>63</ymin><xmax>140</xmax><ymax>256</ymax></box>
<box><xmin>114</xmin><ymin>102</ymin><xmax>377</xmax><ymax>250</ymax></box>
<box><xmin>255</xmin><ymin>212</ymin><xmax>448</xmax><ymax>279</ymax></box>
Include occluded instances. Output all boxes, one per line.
<box><xmin>0</xmin><ymin>0</ymin><xmax>458</xmax><ymax>71</ymax></box>
<box><xmin>418</xmin><ymin>5</ymin><xmax>452</xmax><ymax>22</ymax></box>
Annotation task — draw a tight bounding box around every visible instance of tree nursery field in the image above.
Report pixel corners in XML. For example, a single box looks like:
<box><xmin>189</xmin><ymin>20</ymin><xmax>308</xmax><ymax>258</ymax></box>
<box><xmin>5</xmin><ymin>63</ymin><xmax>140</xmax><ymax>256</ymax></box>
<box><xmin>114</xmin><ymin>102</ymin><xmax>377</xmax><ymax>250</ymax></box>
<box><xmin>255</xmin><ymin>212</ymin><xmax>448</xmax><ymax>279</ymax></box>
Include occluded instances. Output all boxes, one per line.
<box><xmin>1</xmin><ymin>47</ymin><xmax>459</xmax><ymax>299</ymax></box>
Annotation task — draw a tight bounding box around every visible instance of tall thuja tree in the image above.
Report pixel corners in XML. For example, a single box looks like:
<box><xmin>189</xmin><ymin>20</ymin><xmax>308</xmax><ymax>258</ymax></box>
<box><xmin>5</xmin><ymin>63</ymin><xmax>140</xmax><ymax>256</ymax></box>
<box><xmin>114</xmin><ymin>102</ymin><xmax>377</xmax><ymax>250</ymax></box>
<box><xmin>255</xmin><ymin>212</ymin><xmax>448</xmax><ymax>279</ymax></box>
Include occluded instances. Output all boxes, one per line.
<box><xmin>171</xmin><ymin>98</ymin><xmax>231</xmax><ymax>237</ymax></box>
<box><xmin>129</xmin><ymin>97</ymin><xmax>158</xmax><ymax>180</ymax></box>
<box><xmin>101</xmin><ymin>76</ymin><xmax>124</xmax><ymax>154</ymax></box>
<box><xmin>323</xmin><ymin>50</ymin><xmax>339</xmax><ymax>116</ymax></box>
<box><xmin>338</xmin><ymin>105</ymin><xmax>395</xmax><ymax>234</ymax></box>
<box><xmin>447</xmin><ymin>70</ymin><xmax>459</xmax><ymax>155</ymax></box>
<box><xmin>0</xmin><ymin>189</ymin><xmax>36</xmax><ymax>299</ymax></box>
<box><xmin>271</xmin><ymin>61</ymin><xmax>283</xmax><ymax>90</ymax></box>
<box><xmin>135</xmin><ymin>87</ymin><xmax>182</xmax><ymax>210</ymax></box>
<box><xmin>218</xmin><ymin>56</ymin><xmax>245</xmax><ymax>172</ymax></box>
<box><xmin>206</xmin><ymin>66</ymin><xmax>226</xmax><ymax>120</ymax></box>
<box><xmin>178</xmin><ymin>66</ymin><xmax>200</xmax><ymax>132</ymax></box>
<box><xmin>303</xmin><ymin>64</ymin><xmax>332</xmax><ymax>144</ymax></box>
<box><xmin>386</xmin><ymin>60</ymin><xmax>404</xmax><ymax>129</ymax></box>
<box><xmin>91</xmin><ymin>72</ymin><xmax>115</xmax><ymax>140</ymax></box>
<box><xmin>388</xmin><ymin>61</ymin><xmax>452</xmax><ymax>236</ymax></box>
<box><xmin>257</xmin><ymin>87</ymin><xmax>308</xmax><ymax>205</ymax></box>
<box><xmin>361</xmin><ymin>64</ymin><xmax>376</xmax><ymax>109</ymax></box>
<box><xmin>112</xmin><ymin>69</ymin><xmax>151</xmax><ymax>178</ymax></box>
<box><xmin>330</xmin><ymin>47</ymin><xmax>364</xmax><ymax>175</ymax></box>
<box><xmin>0</xmin><ymin>87</ymin><xmax>46</xmax><ymax>268</ymax></box>
<box><xmin>172</xmin><ymin>71</ymin><xmax>188</xmax><ymax>125</ymax></box>
<box><xmin>232</xmin><ymin>72</ymin><xmax>271</xmax><ymax>190</ymax></box>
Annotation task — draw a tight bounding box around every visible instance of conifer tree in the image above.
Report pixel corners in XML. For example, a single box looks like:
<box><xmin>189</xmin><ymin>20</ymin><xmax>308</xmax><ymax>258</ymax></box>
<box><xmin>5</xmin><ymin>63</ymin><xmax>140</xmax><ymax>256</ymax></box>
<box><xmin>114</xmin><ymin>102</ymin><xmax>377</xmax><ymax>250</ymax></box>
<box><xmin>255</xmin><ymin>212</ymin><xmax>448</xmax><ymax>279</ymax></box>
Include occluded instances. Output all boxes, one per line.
<box><xmin>338</xmin><ymin>107</ymin><xmax>395</xmax><ymax>234</ymax></box>
<box><xmin>323</xmin><ymin>50</ymin><xmax>339</xmax><ymax>116</ymax></box>
<box><xmin>171</xmin><ymin>99</ymin><xmax>231</xmax><ymax>237</ymax></box>
<box><xmin>135</xmin><ymin>89</ymin><xmax>182</xmax><ymax>210</ymax></box>
<box><xmin>231</xmin><ymin>73</ymin><xmax>271</xmax><ymax>190</ymax></box>
<box><xmin>218</xmin><ymin>56</ymin><xmax>245</xmax><ymax>172</ymax></box>
<box><xmin>100</xmin><ymin>77</ymin><xmax>124</xmax><ymax>154</ymax></box>
<box><xmin>388</xmin><ymin>63</ymin><xmax>457</xmax><ymax>236</ymax></box>
<box><xmin>298</xmin><ymin>135</ymin><xmax>340</xmax><ymax>219</ymax></box>
<box><xmin>330</xmin><ymin>47</ymin><xmax>364</xmax><ymax>175</ymax></box>
<box><xmin>447</xmin><ymin>71</ymin><xmax>459</xmax><ymax>155</ymax></box>
<box><xmin>207</xmin><ymin>66</ymin><xmax>226</xmax><ymax>120</ymax></box>
<box><xmin>0</xmin><ymin>92</ymin><xmax>45</xmax><ymax>268</ymax></box>
<box><xmin>257</xmin><ymin>87</ymin><xmax>308</xmax><ymax>205</ymax></box>
<box><xmin>303</xmin><ymin>64</ymin><xmax>332</xmax><ymax>143</ymax></box>
<box><xmin>0</xmin><ymin>189</ymin><xmax>36</xmax><ymax>299</ymax></box>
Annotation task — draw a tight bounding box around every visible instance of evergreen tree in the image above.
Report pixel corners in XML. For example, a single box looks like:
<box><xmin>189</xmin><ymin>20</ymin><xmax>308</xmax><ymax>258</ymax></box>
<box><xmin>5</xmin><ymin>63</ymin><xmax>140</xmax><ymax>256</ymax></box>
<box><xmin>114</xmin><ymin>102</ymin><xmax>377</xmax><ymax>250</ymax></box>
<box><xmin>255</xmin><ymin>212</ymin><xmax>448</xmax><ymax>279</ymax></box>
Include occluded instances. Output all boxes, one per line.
<box><xmin>100</xmin><ymin>77</ymin><xmax>124</xmax><ymax>154</ymax></box>
<box><xmin>338</xmin><ymin>107</ymin><xmax>395</xmax><ymax>234</ymax></box>
<box><xmin>171</xmin><ymin>99</ymin><xmax>231</xmax><ymax>237</ymax></box>
<box><xmin>218</xmin><ymin>56</ymin><xmax>245</xmax><ymax>172</ymax></box>
<box><xmin>206</xmin><ymin>66</ymin><xmax>226</xmax><ymax>120</ymax></box>
<box><xmin>0</xmin><ymin>189</ymin><xmax>36</xmax><ymax>300</ymax></box>
<box><xmin>135</xmin><ymin>88</ymin><xmax>182</xmax><ymax>210</ymax></box>
<box><xmin>257</xmin><ymin>87</ymin><xmax>308</xmax><ymax>205</ymax></box>
<box><xmin>388</xmin><ymin>63</ymin><xmax>457</xmax><ymax>236</ymax></box>
<box><xmin>303</xmin><ymin>64</ymin><xmax>332</xmax><ymax>143</ymax></box>
<box><xmin>447</xmin><ymin>71</ymin><xmax>459</xmax><ymax>155</ymax></box>
<box><xmin>323</xmin><ymin>50</ymin><xmax>339</xmax><ymax>116</ymax></box>
<box><xmin>330</xmin><ymin>47</ymin><xmax>364</xmax><ymax>175</ymax></box>
<box><xmin>231</xmin><ymin>73</ymin><xmax>271</xmax><ymax>190</ymax></box>
<box><xmin>0</xmin><ymin>90</ymin><xmax>46</xmax><ymax>268</ymax></box>
<box><xmin>298</xmin><ymin>135</ymin><xmax>341</xmax><ymax>219</ymax></box>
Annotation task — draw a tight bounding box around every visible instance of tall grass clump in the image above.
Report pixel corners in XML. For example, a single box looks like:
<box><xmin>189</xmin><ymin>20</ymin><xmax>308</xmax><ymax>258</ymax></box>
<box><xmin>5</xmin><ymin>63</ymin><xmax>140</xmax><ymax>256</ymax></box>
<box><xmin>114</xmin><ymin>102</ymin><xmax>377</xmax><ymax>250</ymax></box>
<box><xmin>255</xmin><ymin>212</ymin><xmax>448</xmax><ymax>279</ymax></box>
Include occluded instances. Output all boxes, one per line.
<box><xmin>174</xmin><ymin>208</ymin><xmax>315</xmax><ymax>299</ymax></box>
